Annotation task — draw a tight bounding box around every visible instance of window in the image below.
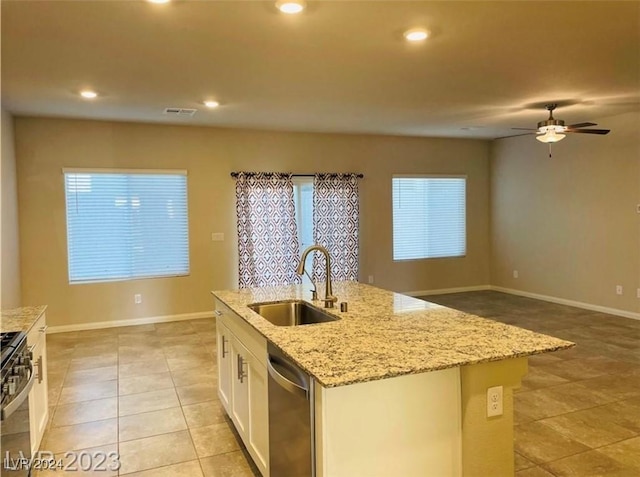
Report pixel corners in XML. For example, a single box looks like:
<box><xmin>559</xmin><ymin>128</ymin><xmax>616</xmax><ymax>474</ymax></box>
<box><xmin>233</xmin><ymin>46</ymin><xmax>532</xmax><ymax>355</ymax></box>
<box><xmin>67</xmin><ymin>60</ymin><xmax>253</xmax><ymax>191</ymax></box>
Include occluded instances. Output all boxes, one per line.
<box><xmin>292</xmin><ymin>177</ymin><xmax>314</xmax><ymax>285</ymax></box>
<box><xmin>64</xmin><ymin>169</ymin><xmax>189</xmax><ymax>283</ymax></box>
<box><xmin>292</xmin><ymin>177</ymin><xmax>314</xmax><ymax>253</ymax></box>
<box><xmin>392</xmin><ymin>176</ymin><xmax>466</xmax><ymax>260</ymax></box>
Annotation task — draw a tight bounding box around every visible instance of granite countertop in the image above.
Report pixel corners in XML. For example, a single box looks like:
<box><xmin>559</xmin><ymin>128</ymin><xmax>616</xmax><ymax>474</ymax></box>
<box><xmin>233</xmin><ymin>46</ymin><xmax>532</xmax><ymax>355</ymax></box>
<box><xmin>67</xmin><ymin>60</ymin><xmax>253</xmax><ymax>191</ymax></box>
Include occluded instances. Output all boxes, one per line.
<box><xmin>1</xmin><ymin>305</ymin><xmax>48</xmax><ymax>334</ymax></box>
<box><xmin>212</xmin><ymin>282</ymin><xmax>575</xmax><ymax>388</ymax></box>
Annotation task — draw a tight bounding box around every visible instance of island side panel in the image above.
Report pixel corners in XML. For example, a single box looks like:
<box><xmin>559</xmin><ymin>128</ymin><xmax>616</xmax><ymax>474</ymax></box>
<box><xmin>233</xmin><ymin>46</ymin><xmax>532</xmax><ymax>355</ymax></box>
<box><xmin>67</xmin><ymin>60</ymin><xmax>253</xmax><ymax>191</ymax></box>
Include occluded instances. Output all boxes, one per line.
<box><xmin>460</xmin><ymin>357</ymin><xmax>528</xmax><ymax>477</ymax></box>
<box><xmin>315</xmin><ymin>367</ymin><xmax>462</xmax><ymax>477</ymax></box>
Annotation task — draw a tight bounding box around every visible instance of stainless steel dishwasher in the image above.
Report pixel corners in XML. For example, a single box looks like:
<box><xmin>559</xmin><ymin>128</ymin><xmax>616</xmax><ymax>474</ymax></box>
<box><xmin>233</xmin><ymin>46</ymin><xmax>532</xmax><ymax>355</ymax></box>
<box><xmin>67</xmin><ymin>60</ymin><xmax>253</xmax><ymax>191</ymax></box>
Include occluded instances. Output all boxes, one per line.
<box><xmin>267</xmin><ymin>343</ymin><xmax>315</xmax><ymax>477</ymax></box>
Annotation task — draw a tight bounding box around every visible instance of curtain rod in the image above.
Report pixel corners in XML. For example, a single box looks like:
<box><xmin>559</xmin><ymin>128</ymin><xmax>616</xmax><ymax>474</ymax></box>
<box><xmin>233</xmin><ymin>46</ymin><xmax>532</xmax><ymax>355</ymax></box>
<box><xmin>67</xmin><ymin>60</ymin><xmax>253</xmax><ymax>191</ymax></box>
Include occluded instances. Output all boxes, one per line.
<box><xmin>230</xmin><ymin>172</ymin><xmax>364</xmax><ymax>179</ymax></box>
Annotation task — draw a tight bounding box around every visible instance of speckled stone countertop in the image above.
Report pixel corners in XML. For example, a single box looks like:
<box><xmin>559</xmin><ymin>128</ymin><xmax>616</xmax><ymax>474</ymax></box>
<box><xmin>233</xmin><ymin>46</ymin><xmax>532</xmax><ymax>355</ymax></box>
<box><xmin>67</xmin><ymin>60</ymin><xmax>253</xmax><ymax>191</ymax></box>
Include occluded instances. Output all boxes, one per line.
<box><xmin>212</xmin><ymin>282</ymin><xmax>574</xmax><ymax>388</ymax></box>
<box><xmin>1</xmin><ymin>305</ymin><xmax>47</xmax><ymax>334</ymax></box>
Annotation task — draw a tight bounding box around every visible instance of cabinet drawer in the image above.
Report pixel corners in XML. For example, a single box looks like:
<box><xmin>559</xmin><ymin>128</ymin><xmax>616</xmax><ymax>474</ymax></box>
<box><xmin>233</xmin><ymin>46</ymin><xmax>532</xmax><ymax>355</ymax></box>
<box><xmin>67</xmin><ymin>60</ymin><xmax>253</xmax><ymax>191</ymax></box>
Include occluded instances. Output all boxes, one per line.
<box><xmin>214</xmin><ymin>299</ymin><xmax>267</xmax><ymax>366</ymax></box>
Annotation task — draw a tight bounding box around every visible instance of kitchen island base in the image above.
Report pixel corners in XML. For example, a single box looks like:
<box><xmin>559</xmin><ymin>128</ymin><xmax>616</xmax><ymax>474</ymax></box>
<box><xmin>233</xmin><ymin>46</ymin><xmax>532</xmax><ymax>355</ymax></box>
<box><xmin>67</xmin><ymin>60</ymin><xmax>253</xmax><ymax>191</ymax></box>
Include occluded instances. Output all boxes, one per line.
<box><xmin>461</xmin><ymin>357</ymin><xmax>527</xmax><ymax>477</ymax></box>
<box><xmin>315</xmin><ymin>367</ymin><xmax>461</xmax><ymax>477</ymax></box>
<box><xmin>314</xmin><ymin>358</ymin><xmax>527</xmax><ymax>477</ymax></box>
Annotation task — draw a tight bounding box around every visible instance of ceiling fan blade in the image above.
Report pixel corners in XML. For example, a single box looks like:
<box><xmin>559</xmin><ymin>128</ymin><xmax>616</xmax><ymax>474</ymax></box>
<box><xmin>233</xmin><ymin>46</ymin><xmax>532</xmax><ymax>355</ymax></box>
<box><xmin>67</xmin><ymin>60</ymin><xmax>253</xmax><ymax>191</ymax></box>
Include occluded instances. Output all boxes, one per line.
<box><xmin>564</xmin><ymin>128</ymin><xmax>610</xmax><ymax>135</ymax></box>
<box><xmin>511</xmin><ymin>127</ymin><xmax>537</xmax><ymax>131</ymax></box>
<box><xmin>567</xmin><ymin>122</ymin><xmax>597</xmax><ymax>128</ymax></box>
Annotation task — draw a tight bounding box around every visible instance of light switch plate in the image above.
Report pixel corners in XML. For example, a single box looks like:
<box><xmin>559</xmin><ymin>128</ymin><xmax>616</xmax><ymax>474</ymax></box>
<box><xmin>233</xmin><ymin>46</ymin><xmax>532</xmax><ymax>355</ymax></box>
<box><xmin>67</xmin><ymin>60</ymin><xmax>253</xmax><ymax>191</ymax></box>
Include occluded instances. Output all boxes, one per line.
<box><xmin>211</xmin><ymin>233</ymin><xmax>224</xmax><ymax>241</ymax></box>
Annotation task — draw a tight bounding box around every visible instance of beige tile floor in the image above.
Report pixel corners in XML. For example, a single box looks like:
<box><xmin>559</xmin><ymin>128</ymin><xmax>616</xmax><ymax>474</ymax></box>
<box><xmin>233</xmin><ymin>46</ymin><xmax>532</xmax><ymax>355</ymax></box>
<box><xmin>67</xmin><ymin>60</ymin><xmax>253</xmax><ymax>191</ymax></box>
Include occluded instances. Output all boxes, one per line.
<box><xmin>40</xmin><ymin>292</ymin><xmax>640</xmax><ymax>476</ymax></box>
<box><xmin>426</xmin><ymin>291</ymin><xmax>640</xmax><ymax>477</ymax></box>
<box><xmin>40</xmin><ymin>318</ymin><xmax>259</xmax><ymax>476</ymax></box>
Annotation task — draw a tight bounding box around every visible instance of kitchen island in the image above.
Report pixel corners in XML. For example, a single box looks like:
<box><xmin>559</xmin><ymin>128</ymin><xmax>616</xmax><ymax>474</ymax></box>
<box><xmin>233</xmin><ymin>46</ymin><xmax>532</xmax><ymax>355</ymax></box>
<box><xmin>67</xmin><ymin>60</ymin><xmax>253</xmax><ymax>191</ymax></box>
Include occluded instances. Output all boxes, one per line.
<box><xmin>212</xmin><ymin>282</ymin><xmax>573</xmax><ymax>477</ymax></box>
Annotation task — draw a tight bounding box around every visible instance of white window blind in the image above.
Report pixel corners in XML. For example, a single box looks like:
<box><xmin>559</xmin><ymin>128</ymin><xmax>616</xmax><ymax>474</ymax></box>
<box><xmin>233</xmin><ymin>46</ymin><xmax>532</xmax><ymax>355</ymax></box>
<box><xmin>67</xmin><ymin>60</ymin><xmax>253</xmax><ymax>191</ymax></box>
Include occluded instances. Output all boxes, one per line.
<box><xmin>64</xmin><ymin>169</ymin><xmax>189</xmax><ymax>283</ymax></box>
<box><xmin>392</xmin><ymin>176</ymin><xmax>466</xmax><ymax>260</ymax></box>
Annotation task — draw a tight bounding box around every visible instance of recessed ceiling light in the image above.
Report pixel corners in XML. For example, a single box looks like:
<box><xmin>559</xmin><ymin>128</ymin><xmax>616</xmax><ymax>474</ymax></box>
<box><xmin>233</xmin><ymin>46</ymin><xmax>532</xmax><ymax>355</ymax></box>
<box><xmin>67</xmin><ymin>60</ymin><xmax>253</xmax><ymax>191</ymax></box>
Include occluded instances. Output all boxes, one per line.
<box><xmin>204</xmin><ymin>100</ymin><xmax>220</xmax><ymax>109</ymax></box>
<box><xmin>148</xmin><ymin>0</ymin><xmax>171</xmax><ymax>4</ymax></box>
<box><xmin>80</xmin><ymin>90</ymin><xmax>98</xmax><ymax>99</ymax></box>
<box><xmin>275</xmin><ymin>0</ymin><xmax>306</xmax><ymax>14</ymax></box>
<box><xmin>403</xmin><ymin>28</ymin><xmax>430</xmax><ymax>42</ymax></box>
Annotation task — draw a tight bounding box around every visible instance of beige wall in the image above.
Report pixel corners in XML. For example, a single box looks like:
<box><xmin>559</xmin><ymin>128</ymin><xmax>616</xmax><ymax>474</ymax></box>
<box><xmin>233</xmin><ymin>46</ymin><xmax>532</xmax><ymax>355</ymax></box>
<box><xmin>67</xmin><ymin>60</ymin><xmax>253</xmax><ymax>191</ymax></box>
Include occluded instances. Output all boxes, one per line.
<box><xmin>1</xmin><ymin>108</ymin><xmax>22</xmax><ymax>309</ymax></box>
<box><xmin>490</xmin><ymin>111</ymin><xmax>640</xmax><ymax>314</ymax></box>
<box><xmin>15</xmin><ymin>117</ymin><xmax>490</xmax><ymax>327</ymax></box>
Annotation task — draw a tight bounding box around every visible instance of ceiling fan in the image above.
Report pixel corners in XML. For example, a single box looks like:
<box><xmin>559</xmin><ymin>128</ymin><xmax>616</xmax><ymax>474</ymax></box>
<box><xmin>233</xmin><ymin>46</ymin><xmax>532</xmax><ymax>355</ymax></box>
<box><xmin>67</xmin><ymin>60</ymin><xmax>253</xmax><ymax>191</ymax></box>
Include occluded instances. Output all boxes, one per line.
<box><xmin>512</xmin><ymin>103</ymin><xmax>611</xmax><ymax>144</ymax></box>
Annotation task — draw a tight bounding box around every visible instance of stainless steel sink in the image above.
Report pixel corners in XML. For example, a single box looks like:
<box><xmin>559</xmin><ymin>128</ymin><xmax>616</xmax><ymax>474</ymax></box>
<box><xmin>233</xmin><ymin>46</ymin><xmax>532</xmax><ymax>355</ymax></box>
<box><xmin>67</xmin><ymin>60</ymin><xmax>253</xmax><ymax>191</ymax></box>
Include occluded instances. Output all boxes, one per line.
<box><xmin>248</xmin><ymin>300</ymin><xmax>340</xmax><ymax>326</ymax></box>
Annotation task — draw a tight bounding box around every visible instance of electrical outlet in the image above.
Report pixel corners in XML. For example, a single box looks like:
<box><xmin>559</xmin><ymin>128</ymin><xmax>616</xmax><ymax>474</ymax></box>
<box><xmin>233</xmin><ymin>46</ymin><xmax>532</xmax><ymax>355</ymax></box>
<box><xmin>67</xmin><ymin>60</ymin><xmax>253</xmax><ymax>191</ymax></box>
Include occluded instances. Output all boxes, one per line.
<box><xmin>487</xmin><ymin>386</ymin><xmax>503</xmax><ymax>417</ymax></box>
<box><xmin>513</xmin><ymin>270</ymin><xmax>519</xmax><ymax>279</ymax></box>
<box><xmin>637</xmin><ymin>288</ymin><xmax>640</xmax><ymax>299</ymax></box>
<box><xmin>134</xmin><ymin>294</ymin><xmax>142</xmax><ymax>304</ymax></box>
<box><xmin>368</xmin><ymin>275</ymin><xmax>374</xmax><ymax>284</ymax></box>
<box><xmin>616</xmin><ymin>285</ymin><xmax>623</xmax><ymax>296</ymax></box>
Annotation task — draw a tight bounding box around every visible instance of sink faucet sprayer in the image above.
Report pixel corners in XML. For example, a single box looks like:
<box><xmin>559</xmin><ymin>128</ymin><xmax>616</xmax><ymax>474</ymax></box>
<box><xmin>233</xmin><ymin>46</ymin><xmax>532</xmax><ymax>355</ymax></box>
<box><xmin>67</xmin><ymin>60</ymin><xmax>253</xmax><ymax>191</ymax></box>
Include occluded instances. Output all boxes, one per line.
<box><xmin>296</xmin><ymin>245</ymin><xmax>338</xmax><ymax>308</ymax></box>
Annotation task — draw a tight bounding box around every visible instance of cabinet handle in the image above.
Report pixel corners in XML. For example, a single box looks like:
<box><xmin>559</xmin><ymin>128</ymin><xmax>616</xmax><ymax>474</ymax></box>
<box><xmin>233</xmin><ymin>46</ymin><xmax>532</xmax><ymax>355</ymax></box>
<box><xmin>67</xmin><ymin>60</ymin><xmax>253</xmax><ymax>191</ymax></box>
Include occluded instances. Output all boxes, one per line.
<box><xmin>221</xmin><ymin>335</ymin><xmax>228</xmax><ymax>358</ymax></box>
<box><xmin>214</xmin><ymin>310</ymin><xmax>222</xmax><ymax>317</ymax></box>
<box><xmin>39</xmin><ymin>325</ymin><xmax>48</xmax><ymax>333</ymax></box>
<box><xmin>36</xmin><ymin>356</ymin><xmax>43</xmax><ymax>384</ymax></box>
<box><xmin>237</xmin><ymin>354</ymin><xmax>247</xmax><ymax>384</ymax></box>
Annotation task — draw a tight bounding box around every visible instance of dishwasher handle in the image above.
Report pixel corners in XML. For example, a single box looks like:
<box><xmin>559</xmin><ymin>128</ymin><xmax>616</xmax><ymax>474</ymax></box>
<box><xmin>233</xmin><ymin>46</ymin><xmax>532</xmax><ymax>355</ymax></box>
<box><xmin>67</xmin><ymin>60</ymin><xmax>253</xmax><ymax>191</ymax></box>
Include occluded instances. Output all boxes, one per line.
<box><xmin>267</xmin><ymin>355</ymin><xmax>309</xmax><ymax>400</ymax></box>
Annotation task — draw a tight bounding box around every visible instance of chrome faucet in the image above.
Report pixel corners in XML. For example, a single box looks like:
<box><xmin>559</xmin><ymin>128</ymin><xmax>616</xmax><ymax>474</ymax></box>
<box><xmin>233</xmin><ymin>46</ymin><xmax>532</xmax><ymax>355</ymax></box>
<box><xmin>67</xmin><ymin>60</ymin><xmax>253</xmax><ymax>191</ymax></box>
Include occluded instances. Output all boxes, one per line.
<box><xmin>296</xmin><ymin>245</ymin><xmax>338</xmax><ymax>308</ymax></box>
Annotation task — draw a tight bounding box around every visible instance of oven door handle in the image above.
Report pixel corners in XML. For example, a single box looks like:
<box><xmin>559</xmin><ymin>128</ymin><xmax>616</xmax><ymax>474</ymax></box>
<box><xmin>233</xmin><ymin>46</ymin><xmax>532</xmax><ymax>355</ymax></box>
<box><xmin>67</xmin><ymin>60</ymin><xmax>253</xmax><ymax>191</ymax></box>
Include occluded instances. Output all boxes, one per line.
<box><xmin>1</xmin><ymin>362</ymin><xmax>35</xmax><ymax>421</ymax></box>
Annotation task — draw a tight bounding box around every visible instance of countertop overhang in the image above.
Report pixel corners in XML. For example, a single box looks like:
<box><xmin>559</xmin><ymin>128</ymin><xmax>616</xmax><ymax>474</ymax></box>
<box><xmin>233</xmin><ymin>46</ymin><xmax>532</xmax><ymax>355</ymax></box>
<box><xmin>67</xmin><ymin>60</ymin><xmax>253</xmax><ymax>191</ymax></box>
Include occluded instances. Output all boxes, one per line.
<box><xmin>212</xmin><ymin>282</ymin><xmax>574</xmax><ymax>388</ymax></box>
<box><xmin>1</xmin><ymin>305</ymin><xmax>48</xmax><ymax>334</ymax></box>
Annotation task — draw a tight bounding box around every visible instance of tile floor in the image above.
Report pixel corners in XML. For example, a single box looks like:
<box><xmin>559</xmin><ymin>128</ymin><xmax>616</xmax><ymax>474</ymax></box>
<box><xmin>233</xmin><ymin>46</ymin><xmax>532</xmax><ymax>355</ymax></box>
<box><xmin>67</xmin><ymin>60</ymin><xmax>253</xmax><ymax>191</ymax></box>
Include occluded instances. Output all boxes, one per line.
<box><xmin>41</xmin><ymin>291</ymin><xmax>640</xmax><ymax>476</ymax></box>
<box><xmin>41</xmin><ymin>318</ymin><xmax>259</xmax><ymax>476</ymax></box>
<box><xmin>426</xmin><ymin>291</ymin><xmax>640</xmax><ymax>477</ymax></box>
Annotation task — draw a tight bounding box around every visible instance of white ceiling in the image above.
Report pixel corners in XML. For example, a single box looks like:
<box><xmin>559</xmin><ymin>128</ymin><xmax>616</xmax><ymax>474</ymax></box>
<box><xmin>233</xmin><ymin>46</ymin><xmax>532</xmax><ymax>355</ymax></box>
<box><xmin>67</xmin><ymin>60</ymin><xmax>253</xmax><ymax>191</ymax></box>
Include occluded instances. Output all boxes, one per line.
<box><xmin>2</xmin><ymin>1</ymin><xmax>639</xmax><ymax>140</ymax></box>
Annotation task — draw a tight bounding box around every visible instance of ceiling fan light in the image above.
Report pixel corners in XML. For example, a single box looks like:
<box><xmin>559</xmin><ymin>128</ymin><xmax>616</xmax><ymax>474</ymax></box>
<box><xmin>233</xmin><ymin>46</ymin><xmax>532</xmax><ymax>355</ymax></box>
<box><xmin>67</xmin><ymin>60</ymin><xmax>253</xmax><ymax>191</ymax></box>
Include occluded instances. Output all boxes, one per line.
<box><xmin>538</xmin><ymin>125</ymin><xmax>566</xmax><ymax>134</ymax></box>
<box><xmin>536</xmin><ymin>130</ymin><xmax>566</xmax><ymax>143</ymax></box>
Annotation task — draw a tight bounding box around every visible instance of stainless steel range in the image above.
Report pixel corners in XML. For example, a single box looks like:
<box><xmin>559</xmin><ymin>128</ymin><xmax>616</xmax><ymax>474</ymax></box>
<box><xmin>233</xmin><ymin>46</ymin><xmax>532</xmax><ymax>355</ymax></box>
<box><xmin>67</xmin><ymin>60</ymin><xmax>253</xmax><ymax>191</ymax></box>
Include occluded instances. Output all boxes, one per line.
<box><xmin>1</xmin><ymin>331</ymin><xmax>34</xmax><ymax>477</ymax></box>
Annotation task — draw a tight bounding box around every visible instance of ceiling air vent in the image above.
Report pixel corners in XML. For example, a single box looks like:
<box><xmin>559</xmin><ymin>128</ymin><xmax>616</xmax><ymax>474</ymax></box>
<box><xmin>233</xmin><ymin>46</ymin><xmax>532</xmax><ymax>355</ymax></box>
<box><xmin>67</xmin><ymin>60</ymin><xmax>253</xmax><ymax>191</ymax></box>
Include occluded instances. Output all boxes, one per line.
<box><xmin>163</xmin><ymin>107</ymin><xmax>197</xmax><ymax>117</ymax></box>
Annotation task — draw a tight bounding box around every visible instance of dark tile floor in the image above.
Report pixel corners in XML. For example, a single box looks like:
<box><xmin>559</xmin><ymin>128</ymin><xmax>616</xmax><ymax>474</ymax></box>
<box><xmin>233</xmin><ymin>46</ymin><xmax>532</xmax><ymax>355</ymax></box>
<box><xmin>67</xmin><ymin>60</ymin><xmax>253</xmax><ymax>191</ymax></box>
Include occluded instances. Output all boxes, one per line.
<box><xmin>425</xmin><ymin>291</ymin><xmax>640</xmax><ymax>477</ymax></box>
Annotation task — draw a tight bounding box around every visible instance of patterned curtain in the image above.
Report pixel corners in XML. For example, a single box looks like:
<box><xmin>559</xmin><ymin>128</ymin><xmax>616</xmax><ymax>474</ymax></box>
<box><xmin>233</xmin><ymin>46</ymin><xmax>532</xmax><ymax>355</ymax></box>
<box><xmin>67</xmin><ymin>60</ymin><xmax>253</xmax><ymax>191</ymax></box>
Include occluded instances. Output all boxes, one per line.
<box><xmin>312</xmin><ymin>173</ymin><xmax>359</xmax><ymax>282</ymax></box>
<box><xmin>235</xmin><ymin>172</ymin><xmax>301</xmax><ymax>288</ymax></box>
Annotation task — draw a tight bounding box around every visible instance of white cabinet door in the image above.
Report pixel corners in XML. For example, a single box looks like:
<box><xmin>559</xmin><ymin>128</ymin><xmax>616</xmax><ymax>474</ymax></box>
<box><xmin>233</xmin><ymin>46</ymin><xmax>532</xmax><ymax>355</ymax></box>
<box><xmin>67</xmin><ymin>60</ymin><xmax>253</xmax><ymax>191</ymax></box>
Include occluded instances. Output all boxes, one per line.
<box><xmin>230</xmin><ymin>337</ymin><xmax>269</xmax><ymax>477</ymax></box>
<box><xmin>230</xmin><ymin>338</ymin><xmax>250</xmax><ymax>439</ymax></box>
<box><xmin>216</xmin><ymin>321</ymin><xmax>232</xmax><ymax>413</ymax></box>
<box><xmin>214</xmin><ymin>302</ymin><xmax>269</xmax><ymax>477</ymax></box>
<box><xmin>27</xmin><ymin>314</ymin><xmax>49</xmax><ymax>453</ymax></box>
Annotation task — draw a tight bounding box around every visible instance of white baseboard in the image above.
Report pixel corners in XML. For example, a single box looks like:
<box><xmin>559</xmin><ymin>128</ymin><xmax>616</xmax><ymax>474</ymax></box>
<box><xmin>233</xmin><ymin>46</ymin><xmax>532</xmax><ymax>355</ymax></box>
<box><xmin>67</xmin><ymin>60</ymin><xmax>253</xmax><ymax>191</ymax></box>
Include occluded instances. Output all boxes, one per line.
<box><xmin>46</xmin><ymin>311</ymin><xmax>215</xmax><ymax>334</ymax></box>
<box><xmin>403</xmin><ymin>285</ymin><xmax>491</xmax><ymax>297</ymax></box>
<box><xmin>490</xmin><ymin>286</ymin><xmax>640</xmax><ymax>321</ymax></box>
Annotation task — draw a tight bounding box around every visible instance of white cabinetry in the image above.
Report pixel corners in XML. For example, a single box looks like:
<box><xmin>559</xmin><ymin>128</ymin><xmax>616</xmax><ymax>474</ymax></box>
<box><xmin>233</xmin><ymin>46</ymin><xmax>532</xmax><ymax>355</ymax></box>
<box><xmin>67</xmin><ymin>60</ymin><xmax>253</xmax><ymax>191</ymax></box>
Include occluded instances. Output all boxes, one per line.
<box><xmin>234</xmin><ymin>339</ymin><xmax>269</xmax><ymax>470</ymax></box>
<box><xmin>216</xmin><ymin>320</ymin><xmax>232</xmax><ymax>413</ymax></box>
<box><xmin>27</xmin><ymin>313</ymin><xmax>48</xmax><ymax>454</ymax></box>
<box><xmin>229</xmin><ymin>338</ymin><xmax>250</xmax><ymax>437</ymax></box>
<box><xmin>215</xmin><ymin>300</ymin><xmax>269</xmax><ymax>477</ymax></box>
